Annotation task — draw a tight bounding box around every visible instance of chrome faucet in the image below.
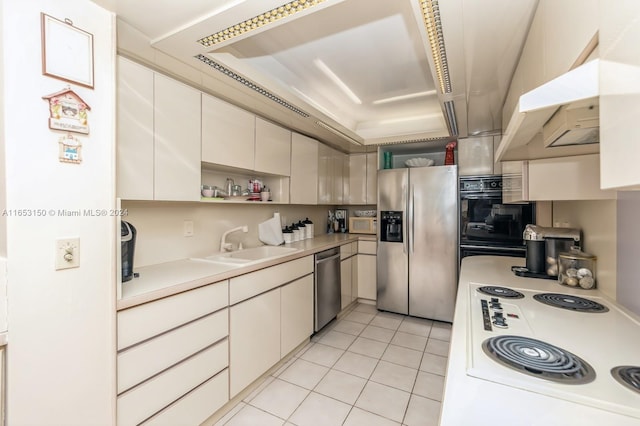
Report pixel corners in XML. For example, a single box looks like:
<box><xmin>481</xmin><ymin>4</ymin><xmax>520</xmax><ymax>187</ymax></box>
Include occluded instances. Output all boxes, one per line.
<box><xmin>220</xmin><ymin>225</ymin><xmax>248</xmax><ymax>252</ymax></box>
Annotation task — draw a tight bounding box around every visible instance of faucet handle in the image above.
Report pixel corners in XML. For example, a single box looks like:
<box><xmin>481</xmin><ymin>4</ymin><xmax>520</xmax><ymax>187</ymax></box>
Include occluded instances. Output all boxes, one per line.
<box><xmin>222</xmin><ymin>242</ymin><xmax>233</xmax><ymax>252</ymax></box>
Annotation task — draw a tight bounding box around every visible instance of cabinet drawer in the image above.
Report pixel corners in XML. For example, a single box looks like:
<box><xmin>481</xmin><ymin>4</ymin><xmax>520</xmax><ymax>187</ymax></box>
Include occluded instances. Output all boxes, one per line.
<box><xmin>118</xmin><ymin>309</ymin><xmax>228</xmax><ymax>393</ymax></box>
<box><xmin>118</xmin><ymin>280</ymin><xmax>228</xmax><ymax>350</ymax></box>
<box><xmin>358</xmin><ymin>240</ymin><xmax>377</xmax><ymax>255</ymax></box>
<box><xmin>340</xmin><ymin>242</ymin><xmax>357</xmax><ymax>260</ymax></box>
<box><xmin>230</xmin><ymin>256</ymin><xmax>313</xmax><ymax>305</ymax></box>
<box><xmin>142</xmin><ymin>370</ymin><xmax>228</xmax><ymax>426</ymax></box>
<box><xmin>118</xmin><ymin>339</ymin><xmax>228</xmax><ymax>426</ymax></box>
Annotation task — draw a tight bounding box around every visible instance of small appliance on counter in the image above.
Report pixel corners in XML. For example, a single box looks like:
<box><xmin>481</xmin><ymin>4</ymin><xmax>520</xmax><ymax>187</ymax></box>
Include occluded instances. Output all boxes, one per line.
<box><xmin>121</xmin><ymin>221</ymin><xmax>137</xmax><ymax>282</ymax></box>
<box><xmin>513</xmin><ymin>224</ymin><xmax>581</xmax><ymax>279</ymax></box>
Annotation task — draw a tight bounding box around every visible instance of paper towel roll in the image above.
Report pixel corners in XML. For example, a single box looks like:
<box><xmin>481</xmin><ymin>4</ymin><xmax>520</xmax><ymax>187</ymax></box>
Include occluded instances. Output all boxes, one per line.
<box><xmin>258</xmin><ymin>214</ymin><xmax>284</xmax><ymax>246</ymax></box>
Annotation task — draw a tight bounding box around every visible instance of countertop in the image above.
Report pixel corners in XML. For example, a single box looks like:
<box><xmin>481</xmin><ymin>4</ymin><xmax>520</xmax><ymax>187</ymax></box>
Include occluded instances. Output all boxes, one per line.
<box><xmin>118</xmin><ymin>233</ymin><xmax>374</xmax><ymax>311</ymax></box>
<box><xmin>440</xmin><ymin>256</ymin><xmax>640</xmax><ymax>426</ymax></box>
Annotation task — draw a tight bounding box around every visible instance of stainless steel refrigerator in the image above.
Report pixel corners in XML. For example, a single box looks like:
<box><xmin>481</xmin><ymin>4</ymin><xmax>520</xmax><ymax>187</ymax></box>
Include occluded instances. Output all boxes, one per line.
<box><xmin>377</xmin><ymin>166</ymin><xmax>458</xmax><ymax>322</ymax></box>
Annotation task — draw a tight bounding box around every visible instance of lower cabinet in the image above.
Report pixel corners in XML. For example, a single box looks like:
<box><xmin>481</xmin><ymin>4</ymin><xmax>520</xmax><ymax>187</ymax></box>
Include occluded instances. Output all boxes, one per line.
<box><xmin>357</xmin><ymin>240</ymin><xmax>377</xmax><ymax>301</ymax></box>
<box><xmin>341</xmin><ymin>256</ymin><xmax>353</xmax><ymax>309</ymax></box>
<box><xmin>230</xmin><ymin>288</ymin><xmax>281</xmax><ymax>397</ymax></box>
<box><xmin>281</xmin><ymin>275</ymin><xmax>314</xmax><ymax>356</ymax></box>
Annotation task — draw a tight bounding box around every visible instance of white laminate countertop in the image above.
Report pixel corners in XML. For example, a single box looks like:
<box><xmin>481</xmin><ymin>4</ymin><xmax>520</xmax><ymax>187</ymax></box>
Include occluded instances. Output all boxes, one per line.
<box><xmin>118</xmin><ymin>234</ymin><xmax>374</xmax><ymax>310</ymax></box>
<box><xmin>440</xmin><ymin>256</ymin><xmax>640</xmax><ymax>426</ymax></box>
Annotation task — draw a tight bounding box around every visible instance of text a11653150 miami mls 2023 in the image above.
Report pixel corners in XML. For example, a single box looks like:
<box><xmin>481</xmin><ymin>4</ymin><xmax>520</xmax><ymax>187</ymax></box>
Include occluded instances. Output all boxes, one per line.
<box><xmin>1</xmin><ymin>208</ymin><xmax>128</xmax><ymax>217</ymax></box>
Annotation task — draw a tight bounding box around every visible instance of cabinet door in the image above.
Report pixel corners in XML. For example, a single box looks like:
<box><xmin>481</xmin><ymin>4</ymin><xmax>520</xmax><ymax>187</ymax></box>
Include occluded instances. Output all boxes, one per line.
<box><xmin>366</xmin><ymin>152</ymin><xmax>378</xmax><ymax>204</ymax></box>
<box><xmin>230</xmin><ymin>289</ymin><xmax>280</xmax><ymax>397</ymax></box>
<box><xmin>357</xmin><ymin>255</ymin><xmax>377</xmax><ymax>300</ymax></box>
<box><xmin>117</xmin><ymin>57</ymin><xmax>154</xmax><ymax>200</ymax></box>
<box><xmin>154</xmin><ymin>74</ymin><xmax>201</xmax><ymax>201</ymax></box>
<box><xmin>201</xmin><ymin>93</ymin><xmax>255</xmax><ymax>170</ymax></box>
<box><xmin>340</xmin><ymin>257</ymin><xmax>352</xmax><ymax>309</ymax></box>
<box><xmin>599</xmin><ymin>0</ymin><xmax>640</xmax><ymax>190</ymax></box>
<box><xmin>528</xmin><ymin>154</ymin><xmax>617</xmax><ymax>201</ymax></box>
<box><xmin>255</xmin><ymin>117</ymin><xmax>291</xmax><ymax>176</ymax></box>
<box><xmin>458</xmin><ymin>136</ymin><xmax>494</xmax><ymax>176</ymax></box>
<box><xmin>332</xmin><ymin>150</ymin><xmax>345</xmax><ymax>204</ymax></box>
<box><xmin>281</xmin><ymin>275</ymin><xmax>313</xmax><ymax>356</ymax></box>
<box><xmin>290</xmin><ymin>133</ymin><xmax>319</xmax><ymax>204</ymax></box>
<box><xmin>317</xmin><ymin>143</ymin><xmax>331</xmax><ymax>204</ymax></box>
<box><xmin>349</xmin><ymin>154</ymin><xmax>367</xmax><ymax>204</ymax></box>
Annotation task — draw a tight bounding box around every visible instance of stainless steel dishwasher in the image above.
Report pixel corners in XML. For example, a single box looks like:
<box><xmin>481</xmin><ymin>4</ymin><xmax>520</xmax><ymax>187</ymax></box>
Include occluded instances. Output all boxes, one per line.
<box><xmin>314</xmin><ymin>247</ymin><xmax>341</xmax><ymax>332</ymax></box>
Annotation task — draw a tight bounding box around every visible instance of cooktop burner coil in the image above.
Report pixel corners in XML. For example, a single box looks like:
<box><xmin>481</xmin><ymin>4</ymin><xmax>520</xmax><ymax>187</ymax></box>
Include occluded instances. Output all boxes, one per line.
<box><xmin>477</xmin><ymin>286</ymin><xmax>524</xmax><ymax>299</ymax></box>
<box><xmin>533</xmin><ymin>293</ymin><xmax>609</xmax><ymax>313</ymax></box>
<box><xmin>482</xmin><ymin>335</ymin><xmax>596</xmax><ymax>384</ymax></box>
<box><xmin>611</xmin><ymin>366</ymin><xmax>640</xmax><ymax>395</ymax></box>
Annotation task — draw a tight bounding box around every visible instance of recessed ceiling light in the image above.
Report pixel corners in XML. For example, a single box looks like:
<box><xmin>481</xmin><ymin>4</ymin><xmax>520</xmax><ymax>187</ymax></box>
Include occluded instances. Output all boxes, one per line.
<box><xmin>372</xmin><ymin>90</ymin><xmax>437</xmax><ymax>105</ymax></box>
<box><xmin>313</xmin><ymin>59</ymin><xmax>362</xmax><ymax>105</ymax></box>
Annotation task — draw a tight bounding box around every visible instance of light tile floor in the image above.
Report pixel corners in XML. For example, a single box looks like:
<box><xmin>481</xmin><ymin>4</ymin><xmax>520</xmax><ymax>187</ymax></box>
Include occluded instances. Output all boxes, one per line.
<box><xmin>216</xmin><ymin>303</ymin><xmax>451</xmax><ymax>426</ymax></box>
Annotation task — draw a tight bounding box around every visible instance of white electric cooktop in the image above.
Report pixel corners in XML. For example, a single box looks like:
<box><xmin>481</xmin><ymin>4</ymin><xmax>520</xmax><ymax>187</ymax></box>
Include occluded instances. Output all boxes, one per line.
<box><xmin>466</xmin><ymin>282</ymin><xmax>640</xmax><ymax>420</ymax></box>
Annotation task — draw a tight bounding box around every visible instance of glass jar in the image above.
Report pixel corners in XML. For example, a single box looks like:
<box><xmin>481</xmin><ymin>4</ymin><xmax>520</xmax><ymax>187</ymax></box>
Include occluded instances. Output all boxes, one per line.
<box><xmin>558</xmin><ymin>248</ymin><xmax>597</xmax><ymax>289</ymax></box>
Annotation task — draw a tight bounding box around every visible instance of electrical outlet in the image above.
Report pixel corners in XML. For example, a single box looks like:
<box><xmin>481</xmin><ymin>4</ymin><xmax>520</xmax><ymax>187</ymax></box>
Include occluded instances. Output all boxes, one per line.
<box><xmin>55</xmin><ymin>238</ymin><xmax>80</xmax><ymax>270</ymax></box>
<box><xmin>184</xmin><ymin>220</ymin><xmax>194</xmax><ymax>237</ymax></box>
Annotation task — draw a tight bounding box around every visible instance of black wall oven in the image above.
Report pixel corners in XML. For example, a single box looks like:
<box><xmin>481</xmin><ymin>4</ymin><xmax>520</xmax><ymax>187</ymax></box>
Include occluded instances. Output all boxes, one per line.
<box><xmin>459</xmin><ymin>175</ymin><xmax>534</xmax><ymax>259</ymax></box>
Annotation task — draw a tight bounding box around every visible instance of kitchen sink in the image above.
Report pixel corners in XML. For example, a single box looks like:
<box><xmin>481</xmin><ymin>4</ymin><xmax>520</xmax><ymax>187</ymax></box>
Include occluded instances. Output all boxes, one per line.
<box><xmin>193</xmin><ymin>246</ymin><xmax>300</xmax><ymax>265</ymax></box>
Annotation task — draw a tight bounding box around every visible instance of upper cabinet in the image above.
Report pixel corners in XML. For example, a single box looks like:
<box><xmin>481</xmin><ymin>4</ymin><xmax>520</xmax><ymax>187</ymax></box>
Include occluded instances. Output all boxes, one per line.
<box><xmin>290</xmin><ymin>133</ymin><xmax>319</xmax><ymax>205</ymax></box>
<box><xmin>348</xmin><ymin>152</ymin><xmax>377</xmax><ymax>205</ymax></box>
<box><xmin>599</xmin><ymin>0</ymin><xmax>640</xmax><ymax>190</ymax></box>
<box><xmin>117</xmin><ymin>57</ymin><xmax>200</xmax><ymax>201</ymax></box>
<box><xmin>201</xmin><ymin>94</ymin><xmax>255</xmax><ymax>171</ymax></box>
<box><xmin>459</xmin><ymin>136</ymin><xmax>503</xmax><ymax>176</ymax></box>
<box><xmin>255</xmin><ymin>118</ymin><xmax>291</xmax><ymax>176</ymax></box>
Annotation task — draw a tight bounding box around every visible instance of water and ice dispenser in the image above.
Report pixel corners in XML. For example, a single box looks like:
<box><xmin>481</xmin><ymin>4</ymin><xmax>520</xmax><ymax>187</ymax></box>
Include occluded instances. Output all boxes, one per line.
<box><xmin>380</xmin><ymin>211</ymin><xmax>403</xmax><ymax>242</ymax></box>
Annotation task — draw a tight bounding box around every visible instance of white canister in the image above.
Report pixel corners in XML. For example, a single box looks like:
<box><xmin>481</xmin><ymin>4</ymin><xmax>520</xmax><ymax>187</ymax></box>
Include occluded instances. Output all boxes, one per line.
<box><xmin>303</xmin><ymin>218</ymin><xmax>314</xmax><ymax>239</ymax></box>
<box><xmin>283</xmin><ymin>227</ymin><xmax>293</xmax><ymax>244</ymax></box>
<box><xmin>291</xmin><ymin>224</ymin><xmax>300</xmax><ymax>241</ymax></box>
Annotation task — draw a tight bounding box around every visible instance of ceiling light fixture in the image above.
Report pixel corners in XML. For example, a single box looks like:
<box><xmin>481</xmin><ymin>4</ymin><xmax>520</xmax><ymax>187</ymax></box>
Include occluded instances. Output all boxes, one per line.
<box><xmin>372</xmin><ymin>90</ymin><xmax>437</xmax><ymax>105</ymax></box>
<box><xmin>316</xmin><ymin>121</ymin><xmax>362</xmax><ymax>145</ymax></box>
<box><xmin>313</xmin><ymin>59</ymin><xmax>362</xmax><ymax>105</ymax></box>
<box><xmin>196</xmin><ymin>0</ymin><xmax>326</xmax><ymax>47</ymax></box>
<box><xmin>419</xmin><ymin>0</ymin><xmax>451</xmax><ymax>94</ymax></box>
<box><xmin>194</xmin><ymin>54</ymin><xmax>310</xmax><ymax>117</ymax></box>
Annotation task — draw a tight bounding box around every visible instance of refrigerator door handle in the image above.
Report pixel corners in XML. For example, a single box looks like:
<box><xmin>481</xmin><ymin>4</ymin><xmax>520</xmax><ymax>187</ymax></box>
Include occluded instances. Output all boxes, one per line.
<box><xmin>409</xmin><ymin>184</ymin><xmax>415</xmax><ymax>253</ymax></box>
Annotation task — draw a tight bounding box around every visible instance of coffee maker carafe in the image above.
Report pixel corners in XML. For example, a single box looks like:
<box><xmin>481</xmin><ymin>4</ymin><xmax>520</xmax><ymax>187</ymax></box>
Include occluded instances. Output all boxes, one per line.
<box><xmin>121</xmin><ymin>221</ymin><xmax>137</xmax><ymax>282</ymax></box>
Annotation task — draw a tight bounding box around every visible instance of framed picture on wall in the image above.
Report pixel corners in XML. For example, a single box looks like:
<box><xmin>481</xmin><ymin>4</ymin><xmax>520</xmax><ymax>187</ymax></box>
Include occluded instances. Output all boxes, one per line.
<box><xmin>41</xmin><ymin>13</ymin><xmax>94</xmax><ymax>89</ymax></box>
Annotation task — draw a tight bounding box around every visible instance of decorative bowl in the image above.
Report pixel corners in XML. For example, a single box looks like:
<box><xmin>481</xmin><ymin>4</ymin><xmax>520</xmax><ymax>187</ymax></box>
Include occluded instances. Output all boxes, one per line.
<box><xmin>405</xmin><ymin>157</ymin><xmax>434</xmax><ymax>168</ymax></box>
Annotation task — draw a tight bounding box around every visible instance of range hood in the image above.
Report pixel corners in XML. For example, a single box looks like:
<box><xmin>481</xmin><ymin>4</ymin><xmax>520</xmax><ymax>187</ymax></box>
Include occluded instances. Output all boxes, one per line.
<box><xmin>495</xmin><ymin>59</ymin><xmax>599</xmax><ymax>160</ymax></box>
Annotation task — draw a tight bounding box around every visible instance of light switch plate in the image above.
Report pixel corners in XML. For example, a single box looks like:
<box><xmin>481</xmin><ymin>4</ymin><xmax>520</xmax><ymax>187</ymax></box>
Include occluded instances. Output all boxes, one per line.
<box><xmin>183</xmin><ymin>220</ymin><xmax>194</xmax><ymax>237</ymax></box>
<box><xmin>55</xmin><ymin>238</ymin><xmax>80</xmax><ymax>270</ymax></box>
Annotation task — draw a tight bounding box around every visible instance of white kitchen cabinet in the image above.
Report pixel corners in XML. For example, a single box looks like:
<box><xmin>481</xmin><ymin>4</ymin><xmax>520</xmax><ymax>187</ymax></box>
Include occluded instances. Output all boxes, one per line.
<box><xmin>117</xmin><ymin>56</ymin><xmax>154</xmax><ymax>200</ymax></box>
<box><xmin>333</xmin><ymin>149</ymin><xmax>346</xmax><ymax>204</ymax></box>
<box><xmin>366</xmin><ymin>152</ymin><xmax>378</xmax><ymax>204</ymax></box>
<box><xmin>290</xmin><ymin>133</ymin><xmax>319</xmax><ymax>204</ymax></box>
<box><xmin>116</xmin><ymin>280</ymin><xmax>229</xmax><ymax>424</ymax></box>
<box><xmin>458</xmin><ymin>136</ymin><xmax>494</xmax><ymax>176</ymax></box>
<box><xmin>599</xmin><ymin>0</ymin><xmax>640</xmax><ymax>190</ymax></box>
<box><xmin>340</xmin><ymin>242</ymin><xmax>357</xmax><ymax>309</ymax></box>
<box><xmin>117</xmin><ymin>58</ymin><xmax>200</xmax><ymax>201</ymax></box>
<box><xmin>348</xmin><ymin>154</ymin><xmax>367</xmax><ymax>204</ymax></box>
<box><xmin>281</xmin><ymin>275</ymin><xmax>313</xmax><ymax>356</ymax></box>
<box><xmin>502</xmin><ymin>160</ymin><xmax>529</xmax><ymax>204</ymax></box>
<box><xmin>229</xmin><ymin>288</ymin><xmax>281</xmax><ymax>398</ymax></box>
<box><xmin>255</xmin><ymin>117</ymin><xmax>291</xmax><ymax>176</ymax></box>
<box><xmin>201</xmin><ymin>93</ymin><xmax>255</xmax><ymax>171</ymax></box>
<box><xmin>357</xmin><ymin>240</ymin><xmax>377</xmax><ymax>301</ymax></box>
<box><xmin>528</xmin><ymin>154</ymin><xmax>617</xmax><ymax>201</ymax></box>
<box><xmin>318</xmin><ymin>143</ymin><xmax>331</xmax><ymax>204</ymax></box>
<box><xmin>153</xmin><ymin>74</ymin><xmax>201</xmax><ymax>201</ymax></box>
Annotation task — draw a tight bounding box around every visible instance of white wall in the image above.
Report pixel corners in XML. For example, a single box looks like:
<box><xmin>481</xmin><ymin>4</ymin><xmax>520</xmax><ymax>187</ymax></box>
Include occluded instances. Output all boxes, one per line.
<box><xmin>552</xmin><ymin>200</ymin><xmax>617</xmax><ymax>299</ymax></box>
<box><xmin>3</xmin><ymin>1</ymin><xmax>116</xmax><ymax>424</ymax></box>
<box><xmin>616</xmin><ymin>191</ymin><xmax>640</xmax><ymax>316</ymax></box>
<box><xmin>122</xmin><ymin>202</ymin><xmax>332</xmax><ymax>267</ymax></box>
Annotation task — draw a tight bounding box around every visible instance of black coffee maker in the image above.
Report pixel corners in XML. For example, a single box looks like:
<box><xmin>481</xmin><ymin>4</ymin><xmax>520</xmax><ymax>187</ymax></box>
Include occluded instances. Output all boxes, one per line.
<box><xmin>516</xmin><ymin>224</ymin><xmax>581</xmax><ymax>279</ymax></box>
<box><xmin>121</xmin><ymin>221</ymin><xmax>137</xmax><ymax>282</ymax></box>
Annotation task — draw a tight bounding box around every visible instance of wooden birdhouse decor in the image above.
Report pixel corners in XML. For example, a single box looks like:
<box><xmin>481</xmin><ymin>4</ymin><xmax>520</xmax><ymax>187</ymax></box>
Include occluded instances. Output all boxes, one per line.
<box><xmin>58</xmin><ymin>133</ymin><xmax>82</xmax><ymax>164</ymax></box>
<box><xmin>42</xmin><ymin>87</ymin><xmax>90</xmax><ymax>134</ymax></box>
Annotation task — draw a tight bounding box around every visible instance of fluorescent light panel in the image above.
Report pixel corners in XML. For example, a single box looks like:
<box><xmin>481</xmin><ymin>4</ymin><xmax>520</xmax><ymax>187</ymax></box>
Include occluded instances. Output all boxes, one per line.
<box><xmin>372</xmin><ymin>90</ymin><xmax>437</xmax><ymax>105</ymax></box>
<box><xmin>313</xmin><ymin>59</ymin><xmax>362</xmax><ymax>105</ymax></box>
<box><xmin>197</xmin><ymin>0</ymin><xmax>327</xmax><ymax>47</ymax></box>
<box><xmin>419</xmin><ymin>0</ymin><xmax>451</xmax><ymax>94</ymax></box>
